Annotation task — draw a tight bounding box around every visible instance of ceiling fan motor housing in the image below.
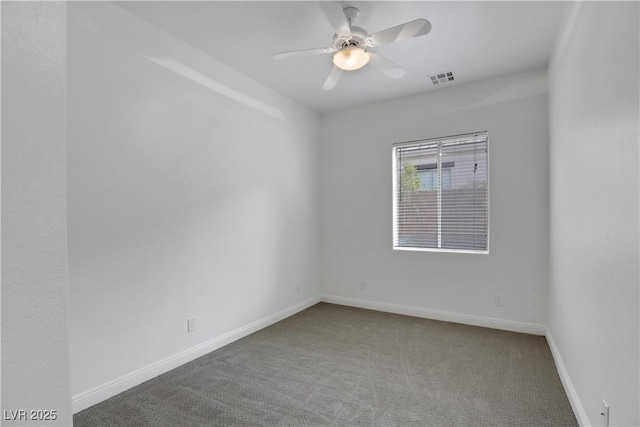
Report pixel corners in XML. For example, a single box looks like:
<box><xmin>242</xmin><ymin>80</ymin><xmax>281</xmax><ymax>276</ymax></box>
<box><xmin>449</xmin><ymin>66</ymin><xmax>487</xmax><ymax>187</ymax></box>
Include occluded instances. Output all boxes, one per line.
<box><xmin>333</xmin><ymin>26</ymin><xmax>368</xmax><ymax>50</ymax></box>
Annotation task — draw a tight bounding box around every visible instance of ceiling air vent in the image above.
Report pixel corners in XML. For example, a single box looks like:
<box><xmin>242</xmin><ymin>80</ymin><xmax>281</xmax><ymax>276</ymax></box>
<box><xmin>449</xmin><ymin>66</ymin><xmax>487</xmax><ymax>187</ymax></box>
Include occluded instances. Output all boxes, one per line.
<box><xmin>429</xmin><ymin>71</ymin><xmax>455</xmax><ymax>85</ymax></box>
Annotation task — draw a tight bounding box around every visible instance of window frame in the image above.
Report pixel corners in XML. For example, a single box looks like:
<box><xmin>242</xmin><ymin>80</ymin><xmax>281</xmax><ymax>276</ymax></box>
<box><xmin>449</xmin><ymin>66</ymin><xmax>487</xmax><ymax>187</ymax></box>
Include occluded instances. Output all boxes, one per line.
<box><xmin>392</xmin><ymin>132</ymin><xmax>490</xmax><ymax>255</ymax></box>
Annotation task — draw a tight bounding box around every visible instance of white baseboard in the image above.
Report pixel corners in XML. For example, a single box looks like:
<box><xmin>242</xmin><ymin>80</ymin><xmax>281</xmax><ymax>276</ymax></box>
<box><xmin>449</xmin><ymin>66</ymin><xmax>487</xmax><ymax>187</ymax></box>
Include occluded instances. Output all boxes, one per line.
<box><xmin>546</xmin><ymin>330</ymin><xmax>590</xmax><ymax>427</ymax></box>
<box><xmin>72</xmin><ymin>295</ymin><xmax>322</xmax><ymax>413</ymax></box>
<box><xmin>321</xmin><ymin>294</ymin><xmax>547</xmax><ymax>336</ymax></box>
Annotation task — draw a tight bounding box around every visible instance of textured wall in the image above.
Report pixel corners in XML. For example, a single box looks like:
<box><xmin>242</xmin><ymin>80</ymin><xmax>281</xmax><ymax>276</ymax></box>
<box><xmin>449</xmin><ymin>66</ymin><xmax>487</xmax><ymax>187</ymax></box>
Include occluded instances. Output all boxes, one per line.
<box><xmin>67</xmin><ymin>2</ymin><xmax>321</xmax><ymax>404</ymax></box>
<box><xmin>321</xmin><ymin>68</ymin><xmax>550</xmax><ymax>327</ymax></box>
<box><xmin>548</xmin><ymin>2</ymin><xmax>639</xmax><ymax>426</ymax></box>
<box><xmin>1</xmin><ymin>2</ymin><xmax>72</xmax><ymax>426</ymax></box>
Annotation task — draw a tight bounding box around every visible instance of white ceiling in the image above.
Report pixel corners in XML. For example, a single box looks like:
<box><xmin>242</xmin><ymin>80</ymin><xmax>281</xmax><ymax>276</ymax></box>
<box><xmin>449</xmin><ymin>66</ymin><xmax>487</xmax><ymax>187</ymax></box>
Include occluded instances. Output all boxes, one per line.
<box><xmin>117</xmin><ymin>1</ymin><xmax>568</xmax><ymax>114</ymax></box>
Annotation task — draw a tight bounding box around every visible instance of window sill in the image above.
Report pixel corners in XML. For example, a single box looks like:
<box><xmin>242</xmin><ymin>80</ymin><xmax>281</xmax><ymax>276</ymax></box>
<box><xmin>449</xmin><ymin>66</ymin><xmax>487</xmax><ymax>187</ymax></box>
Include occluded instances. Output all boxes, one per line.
<box><xmin>392</xmin><ymin>246</ymin><xmax>489</xmax><ymax>255</ymax></box>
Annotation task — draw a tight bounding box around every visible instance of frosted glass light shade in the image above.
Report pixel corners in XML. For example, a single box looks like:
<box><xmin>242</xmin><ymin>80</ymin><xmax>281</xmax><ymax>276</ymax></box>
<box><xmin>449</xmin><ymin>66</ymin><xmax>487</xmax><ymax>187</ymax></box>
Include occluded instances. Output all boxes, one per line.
<box><xmin>332</xmin><ymin>46</ymin><xmax>370</xmax><ymax>71</ymax></box>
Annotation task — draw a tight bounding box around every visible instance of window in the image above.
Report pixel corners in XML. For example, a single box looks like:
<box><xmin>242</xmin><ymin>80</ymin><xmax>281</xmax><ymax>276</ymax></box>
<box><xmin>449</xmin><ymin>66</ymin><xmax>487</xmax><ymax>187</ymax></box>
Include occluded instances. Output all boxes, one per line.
<box><xmin>392</xmin><ymin>132</ymin><xmax>489</xmax><ymax>253</ymax></box>
<box><xmin>416</xmin><ymin>163</ymin><xmax>453</xmax><ymax>190</ymax></box>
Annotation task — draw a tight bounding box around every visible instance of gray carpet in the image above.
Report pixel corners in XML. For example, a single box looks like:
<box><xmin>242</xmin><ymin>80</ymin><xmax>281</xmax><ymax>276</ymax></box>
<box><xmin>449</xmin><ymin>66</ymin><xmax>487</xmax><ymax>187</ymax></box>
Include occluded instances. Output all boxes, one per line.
<box><xmin>74</xmin><ymin>303</ymin><xmax>577</xmax><ymax>426</ymax></box>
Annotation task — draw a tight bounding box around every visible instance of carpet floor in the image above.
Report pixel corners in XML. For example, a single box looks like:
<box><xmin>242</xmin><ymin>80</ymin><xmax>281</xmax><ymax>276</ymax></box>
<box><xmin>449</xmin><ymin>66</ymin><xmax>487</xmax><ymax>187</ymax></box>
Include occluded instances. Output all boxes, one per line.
<box><xmin>74</xmin><ymin>303</ymin><xmax>577</xmax><ymax>426</ymax></box>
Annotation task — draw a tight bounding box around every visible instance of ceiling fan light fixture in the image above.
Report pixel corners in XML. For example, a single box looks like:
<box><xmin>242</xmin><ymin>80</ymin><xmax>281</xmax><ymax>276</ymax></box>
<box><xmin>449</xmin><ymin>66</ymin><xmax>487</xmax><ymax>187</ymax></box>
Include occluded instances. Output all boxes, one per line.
<box><xmin>332</xmin><ymin>46</ymin><xmax>370</xmax><ymax>71</ymax></box>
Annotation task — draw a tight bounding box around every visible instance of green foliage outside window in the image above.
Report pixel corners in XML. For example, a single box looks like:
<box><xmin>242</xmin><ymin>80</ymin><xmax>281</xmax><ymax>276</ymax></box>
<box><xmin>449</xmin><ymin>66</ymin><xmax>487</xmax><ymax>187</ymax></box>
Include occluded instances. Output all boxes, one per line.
<box><xmin>400</xmin><ymin>160</ymin><xmax>421</xmax><ymax>192</ymax></box>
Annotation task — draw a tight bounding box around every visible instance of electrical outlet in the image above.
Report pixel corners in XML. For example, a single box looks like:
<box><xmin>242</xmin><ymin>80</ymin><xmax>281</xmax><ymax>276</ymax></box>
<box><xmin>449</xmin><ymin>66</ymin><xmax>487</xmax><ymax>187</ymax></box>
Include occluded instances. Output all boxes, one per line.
<box><xmin>296</xmin><ymin>286</ymin><xmax>300</xmax><ymax>294</ymax></box>
<box><xmin>494</xmin><ymin>295</ymin><xmax>504</xmax><ymax>307</ymax></box>
<box><xmin>187</xmin><ymin>317</ymin><xmax>196</xmax><ymax>333</ymax></box>
<box><xmin>601</xmin><ymin>399</ymin><xmax>609</xmax><ymax>427</ymax></box>
<box><xmin>360</xmin><ymin>281</ymin><xmax>366</xmax><ymax>291</ymax></box>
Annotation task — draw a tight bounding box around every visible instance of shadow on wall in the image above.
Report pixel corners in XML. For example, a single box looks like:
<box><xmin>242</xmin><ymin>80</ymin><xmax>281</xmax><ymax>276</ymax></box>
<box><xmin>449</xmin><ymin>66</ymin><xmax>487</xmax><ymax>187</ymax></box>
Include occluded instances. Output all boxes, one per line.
<box><xmin>144</xmin><ymin>56</ymin><xmax>284</xmax><ymax>120</ymax></box>
<box><xmin>72</xmin><ymin>3</ymin><xmax>284</xmax><ymax>120</ymax></box>
<box><xmin>458</xmin><ymin>71</ymin><xmax>548</xmax><ymax>110</ymax></box>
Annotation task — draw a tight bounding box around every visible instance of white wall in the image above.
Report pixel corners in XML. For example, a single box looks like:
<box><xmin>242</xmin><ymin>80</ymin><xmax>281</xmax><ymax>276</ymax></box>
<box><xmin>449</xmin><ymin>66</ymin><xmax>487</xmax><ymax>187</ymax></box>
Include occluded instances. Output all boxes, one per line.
<box><xmin>548</xmin><ymin>2</ymin><xmax>639</xmax><ymax>426</ymax></box>
<box><xmin>320</xmin><ymin>68</ymin><xmax>550</xmax><ymax>330</ymax></box>
<box><xmin>1</xmin><ymin>2</ymin><xmax>73</xmax><ymax>425</ymax></box>
<box><xmin>67</xmin><ymin>2</ymin><xmax>321</xmax><ymax>408</ymax></box>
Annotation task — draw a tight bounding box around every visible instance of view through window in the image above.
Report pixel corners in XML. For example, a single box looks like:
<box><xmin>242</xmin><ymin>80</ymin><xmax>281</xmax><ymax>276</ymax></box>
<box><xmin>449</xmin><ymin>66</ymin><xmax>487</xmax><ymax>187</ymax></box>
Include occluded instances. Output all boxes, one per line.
<box><xmin>392</xmin><ymin>132</ymin><xmax>489</xmax><ymax>253</ymax></box>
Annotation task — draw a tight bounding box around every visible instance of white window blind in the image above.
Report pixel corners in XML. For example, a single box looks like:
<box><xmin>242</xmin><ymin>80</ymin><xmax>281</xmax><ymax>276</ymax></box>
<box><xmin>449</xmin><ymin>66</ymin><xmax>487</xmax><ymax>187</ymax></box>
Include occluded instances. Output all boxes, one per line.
<box><xmin>393</xmin><ymin>132</ymin><xmax>489</xmax><ymax>253</ymax></box>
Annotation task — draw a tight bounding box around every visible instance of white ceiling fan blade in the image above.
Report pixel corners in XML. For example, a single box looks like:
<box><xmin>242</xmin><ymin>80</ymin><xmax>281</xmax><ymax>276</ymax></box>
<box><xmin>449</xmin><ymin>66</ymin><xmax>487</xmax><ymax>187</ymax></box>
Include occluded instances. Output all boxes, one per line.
<box><xmin>367</xmin><ymin>19</ymin><xmax>432</xmax><ymax>46</ymax></box>
<box><xmin>368</xmin><ymin>52</ymin><xmax>406</xmax><ymax>79</ymax></box>
<box><xmin>272</xmin><ymin>47</ymin><xmax>335</xmax><ymax>60</ymax></box>
<box><xmin>322</xmin><ymin>66</ymin><xmax>343</xmax><ymax>91</ymax></box>
<box><xmin>319</xmin><ymin>1</ymin><xmax>351</xmax><ymax>38</ymax></box>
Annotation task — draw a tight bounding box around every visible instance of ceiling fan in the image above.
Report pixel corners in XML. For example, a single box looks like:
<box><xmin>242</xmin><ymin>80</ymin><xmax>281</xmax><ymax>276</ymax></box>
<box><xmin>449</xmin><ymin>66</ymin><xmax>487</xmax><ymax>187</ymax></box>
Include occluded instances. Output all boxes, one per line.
<box><xmin>272</xmin><ymin>2</ymin><xmax>432</xmax><ymax>91</ymax></box>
